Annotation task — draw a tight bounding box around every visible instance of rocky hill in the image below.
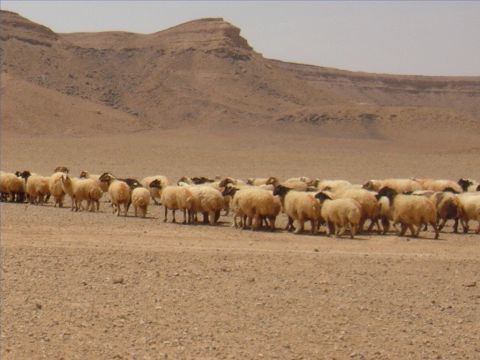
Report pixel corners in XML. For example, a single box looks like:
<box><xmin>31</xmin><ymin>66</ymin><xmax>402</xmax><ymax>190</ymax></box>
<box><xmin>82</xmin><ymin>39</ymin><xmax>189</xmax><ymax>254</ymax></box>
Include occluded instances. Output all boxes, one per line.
<box><xmin>1</xmin><ymin>10</ymin><xmax>479</xmax><ymax>137</ymax></box>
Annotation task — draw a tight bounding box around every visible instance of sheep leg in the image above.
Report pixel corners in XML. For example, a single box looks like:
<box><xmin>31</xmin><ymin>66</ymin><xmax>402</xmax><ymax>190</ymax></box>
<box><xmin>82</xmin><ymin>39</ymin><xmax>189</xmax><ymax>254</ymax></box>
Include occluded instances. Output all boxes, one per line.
<box><xmin>182</xmin><ymin>209</ymin><xmax>187</xmax><ymax>224</ymax></box>
<box><xmin>462</xmin><ymin>219</ymin><xmax>469</xmax><ymax>233</ymax></box>
<box><xmin>398</xmin><ymin>223</ymin><xmax>406</xmax><ymax>236</ymax></box>
<box><xmin>172</xmin><ymin>209</ymin><xmax>176</xmax><ymax>223</ymax></box>
<box><xmin>438</xmin><ymin>218</ymin><xmax>447</xmax><ymax>232</ymax></box>
<box><xmin>214</xmin><ymin>210</ymin><xmax>221</xmax><ymax>223</ymax></box>
<box><xmin>410</xmin><ymin>224</ymin><xmax>418</xmax><ymax>237</ymax></box>
<box><xmin>134</xmin><ymin>206</ymin><xmax>138</xmax><ymax>217</ymax></box>
<box><xmin>294</xmin><ymin>218</ymin><xmax>305</xmax><ymax>234</ymax></box>
<box><xmin>453</xmin><ymin>218</ymin><xmax>459</xmax><ymax>233</ymax></box>
<box><xmin>358</xmin><ymin>218</ymin><xmax>366</xmax><ymax>233</ymax></box>
<box><xmin>381</xmin><ymin>217</ymin><xmax>390</xmax><ymax>234</ymax></box>
<box><xmin>350</xmin><ymin>224</ymin><xmax>357</xmax><ymax>239</ymax></box>
<box><xmin>268</xmin><ymin>216</ymin><xmax>276</xmax><ymax>231</ymax></box>
<box><xmin>326</xmin><ymin>222</ymin><xmax>334</xmax><ymax>237</ymax></box>
<box><xmin>164</xmin><ymin>207</ymin><xmax>168</xmax><ymax>222</ymax></box>
<box><xmin>311</xmin><ymin>219</ymin><xmax>318</xmax><ymax>235</ymax></box>
<box><xmin>430</xmin><ymin>221</ymin><xmax>439</xmax><ymax>239</ymax></box>
<box><xmin>286</xmin><ymin>216</ymin><xmax>294</xmax><ymax>232</ymax></box>
<box><xmin>252</xmin><ymin>215</ymin><xmax>261</xmax><ymax>231</ymax></box>
<box><xmin>209</xmin><ymin>211</ymin><xmax>217</xmax><ymax>225</ymax></box>
<box><xmin>202</xmin><ymin>212</ymin><xmax>209</xmax><ymax>224</ymax></box>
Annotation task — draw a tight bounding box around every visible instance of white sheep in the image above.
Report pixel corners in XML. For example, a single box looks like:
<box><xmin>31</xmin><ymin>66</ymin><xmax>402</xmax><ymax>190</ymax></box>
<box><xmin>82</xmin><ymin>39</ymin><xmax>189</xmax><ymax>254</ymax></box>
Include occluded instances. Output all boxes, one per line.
<box><xmin>314</xmin><ymin>179</ymin><xmax>352</xmax><ymax>193</ymax></box>
<box><xmin>376</xmin><ymin>187</ymin><xmax>439</xmax><ymax>239</ymax></box>
<box><xmin>273</xmin><ymin>185</ymin><xmax>321</xmax><ymax>234</ymax></box>
<box><xmin>99</xmin><ymin>173</ymin><xmax>131</xmax><ymax>216</ymax></box>
<box><xmin>184</xmin><ymin>185</ymin><xmax>224</xmax><ymax>225</ymax></box>
<box><xmin>0</xmin><ymin>172</ymin><xmax>25</xmax><ymax>202</ymax></box>
<box><xmin>266</xmin><ymin>177</ymin><xmax>309</xmax><ymax>191</ymax></box>
<box><xmin>61</xmin><ymin>174</ymin><xmax>103</xmax><ymax>212</ymax></box>
<box><xmin>131</xmin><ymin>187</ymin><xmax>151</xmax><ymax>218</ymax></box>
<box><xmin>363</xmin><ymin>179</ymin><xmax>422</xmax><ymax>193</ymax></box>
<box><xmin>334</xmin><ymin>188</ymin><xmax>380</xmax><ymax>233</ymax></box>
<box><xmin>224</xmin><ymin>186</ymin><xmax>281</xmax><ymax>231</ymax></box>
<box><xmin>154</xmin><ymin>183</ymin><xmax>194</xmax><ymax>224</ymax></box>
<box><xmin>429</xmin><ymin>192</ymin><xmax>463</xmax><ymax>232</ymax></box>
<box><xmin>25</xmin><ymin>175</ymin><xmax>50</xmax><ymax>205</ymax></box>
<box><xmin>79</xmin><ymin>171</ymin><xmax>109</xmax><ymax>193</ymax></box>
<box><xmin>456</xmin><ymin>192</ymin><xmax>480</xmax><ymax>233</ymax></box>
<box><xmin>48</xmin><ymin>172</ymin><xmax>66</xmax><ymax>207</ymax></box>
<box><xmin>413</xmin><ymin>178</ymin><xmax>463</xmax><ymax>193</ymax></box>
<box><xmin>315</xmin><ymin>192</ymin><xmax>362</xmax><ymax>238</ymax></box>
<box><xmin>141</xmin><ymin>175</ymin><xmax>170</xmax><ymax>205</ymax></box>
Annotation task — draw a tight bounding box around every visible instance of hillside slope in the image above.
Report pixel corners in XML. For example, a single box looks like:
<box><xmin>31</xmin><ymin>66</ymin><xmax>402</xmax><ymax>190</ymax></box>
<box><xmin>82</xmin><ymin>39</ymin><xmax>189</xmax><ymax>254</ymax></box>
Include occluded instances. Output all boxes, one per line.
<box><xmin>1</xmin><ymin>10</ymin><xmax>479</xmax><ymax>137</ymax></box>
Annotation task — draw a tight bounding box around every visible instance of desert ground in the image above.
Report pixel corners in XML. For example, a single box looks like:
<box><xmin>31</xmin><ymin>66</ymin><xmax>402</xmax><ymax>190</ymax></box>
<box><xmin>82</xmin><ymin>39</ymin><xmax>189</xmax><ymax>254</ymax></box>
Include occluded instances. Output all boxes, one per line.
<box><xmin>1</xmin><ymin>129</ymin><xmax>480</xmax><ymax>359</ymax></box>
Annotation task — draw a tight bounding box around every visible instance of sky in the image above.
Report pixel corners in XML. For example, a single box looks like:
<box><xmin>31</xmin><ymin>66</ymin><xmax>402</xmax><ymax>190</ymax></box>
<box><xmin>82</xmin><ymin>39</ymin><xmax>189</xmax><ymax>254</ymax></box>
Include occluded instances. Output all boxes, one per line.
<box><xmin>1</xmin><ymin>1</ymin><xmax>479</xmax><ymax>76</ymax></box>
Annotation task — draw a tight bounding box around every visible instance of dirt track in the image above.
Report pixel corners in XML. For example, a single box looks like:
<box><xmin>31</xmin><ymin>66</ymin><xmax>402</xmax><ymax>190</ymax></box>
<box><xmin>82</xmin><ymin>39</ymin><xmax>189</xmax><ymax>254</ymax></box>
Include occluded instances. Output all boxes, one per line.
<box><xmin>1</xmin><ymin>201</ymin><xmax>479</xmax><ymax>359</ymax></box>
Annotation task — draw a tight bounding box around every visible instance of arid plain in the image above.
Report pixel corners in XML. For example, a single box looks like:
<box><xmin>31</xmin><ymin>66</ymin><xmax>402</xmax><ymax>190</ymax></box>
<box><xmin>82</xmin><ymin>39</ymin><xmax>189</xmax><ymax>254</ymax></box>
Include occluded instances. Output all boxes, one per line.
<box><xmin>1</xmin><ymin>10</ymin><xmax>480</xmax><ymax>359</ymax></box>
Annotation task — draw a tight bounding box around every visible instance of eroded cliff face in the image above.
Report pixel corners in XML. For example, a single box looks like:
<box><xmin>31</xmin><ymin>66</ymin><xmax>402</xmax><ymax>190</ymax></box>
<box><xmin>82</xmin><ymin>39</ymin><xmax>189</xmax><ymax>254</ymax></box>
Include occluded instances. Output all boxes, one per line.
<box><xmin>1</xmin><ymin>10</ymin><xmax>479</xmax><ymax>136</ymax></box>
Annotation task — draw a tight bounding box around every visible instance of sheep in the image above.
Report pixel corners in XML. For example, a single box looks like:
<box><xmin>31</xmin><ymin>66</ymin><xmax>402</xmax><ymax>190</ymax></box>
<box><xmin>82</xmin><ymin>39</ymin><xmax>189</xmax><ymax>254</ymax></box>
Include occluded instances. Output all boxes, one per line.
<box><xmin>218</xmin><ymin>177</ymin><xmax>246</xmax><ymax>188</ymax></box>
<box><xmin>458</xmin><ymin>178</ymin><xmax>480</xmax><ymax>192</ymax></box>
<box><xmin>183</xmin><ymin>185</ymin><xmax>224</xmax><ymax>225</ymax></box>
<box><xmin>25</xmin><ymin>175</ymin><xmax>50</xmax><ymax>205</ymax></box>
<box><xmin>60</xmin><ymin>174</ymin><xmax>103</xmax><ymax>212</ymax></box>
<box><xmin>54</xmin><ymin>166</ymin><xmax>69</xmax><ymax>174</ymax></box>
<box><xmin>273</xmin><ymin>185</ymin><xmax>321</xmax><ymax>234</ymax></box>
<box><xmin>363</xmin><ymin>179</ymin><xmax>422</xmax><ymax>193</ymax></box>
<box><xmin>141</xmin><ymin>175</ymin><xmax>170</xmax><ymax>205</ymax></box>
<box><xmin>333</xmin><ymin>188</ymin><xmax>380</xmax><ymax>233</ymax></box>
<box><xmin>246</xmin><ymin>177</ymin><xmax>275</xmax><ymax>186</ymax></box>
<box><xmin>266</xmin><ymin>177</ymin><xmax>309</xmax><ymax>191</ymax></box>
<box><xmin>456</xmin><ymin>192</ymin><xmax>480</xmax><ymax>233</ymax></box>
<box><xmin>131</xmin><ymin>187</ymin><xmax>151</xmax><ymax>218</ymax></box>
<box><xmin>0</xmin><ymin>172</ymin><xmax>25</xmax><ymax>202</ymax></box>
<box><xmin>314</xmin><ymin>179</ymin><xmax>352</xmax><ymax>193</ymax></box>
<box><xmin>179</xmin><ymin>176</ymin><xmax>215</xmax><ymax>185</ymax></box>
<box><xmin>99</xmin><ymin>173</ymin><xmax>131</xmax><ymax>216</ymax></box>
<box><xmin>414</xmin><ymin>178</ymin><xmax>462</xmax><ymax>193</ymax></box>
<box><xmin>223</xmin><ymin>186</ymin><xmax>281</xmax><ymax>231</ymax></box>
<box><xmin>79</xmin><ymin>171</ymin><xmax>109</xmax><ymax>193</ymax></box>
<box><xmin>151</xmin><ymin>181</ymin><xmax>194</xmax><ymax>224</ymax></box>
<box><xmin>48</xmin><ymin>172</ymin><xmax>66</xmax><ymax>207</ymax></box>
<box><xmin>429</xmin><ymin>192</ymin><xmax>463</xmax><ymax>232</ymax></box>
<box><xmin>375</xmin><ymin>187</ymin><xmax>439</xmax><ymax>239</ymax></box>
<box><xmin>315</xmin><ymin>192</ymin><xmax>362</xmax><ymax>238</ymax></box>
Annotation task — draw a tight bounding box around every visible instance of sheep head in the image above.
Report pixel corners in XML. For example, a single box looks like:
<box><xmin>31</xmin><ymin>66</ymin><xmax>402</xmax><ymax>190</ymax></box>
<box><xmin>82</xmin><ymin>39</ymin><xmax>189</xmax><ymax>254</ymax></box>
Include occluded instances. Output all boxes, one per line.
<box><xmin>362</xmin><ymin>180</ymin><xmax>377</xmax><ymax>191</ymax></box>
<box><xmin>218</xmin><ymin>177</ymin><xmax>235</xmax><ymax>188</ymax></box>
<box><xmin>54</xmin><ymin>166</ymin><xmax>69</xmax><ymax>174</ymax></box>
<box><xmin>273</xmin><ymin>184</ymin><xmax>291</xmax><ymax>198</ymax></box>
<box><xmin>266</xmin><ymin>176</ymin><xmax>279</xmax><ymax>186</ymax></box>
<box><xmin>99</xmin><ymin>172</ymin><xmax>115</xmax><ymax>184</ymax></box>
<box><xmin>16</xmin><ymin>170</ymin><xmax>31</xmax><ymax>180</ymax></box>
<box><xmin>315</xmin><ymin>191</ymin><xmax>332</xmax><ymax>202</ymax></box>
<box><xmin>222</xmin><ymin>185</ymin><xmax>238</xmax><ymax>197</ymax></box>
<box><xmin>457</xmin><ymin>178</ymin><xmax>473</xmax><ymax>192</ymax></box>
<box><xmin>79</xmin><ymin>170</ymin><xmax>89</xmax><ymax>179</ymax></box>
<box><xmin>375</xmin><ymin>187</ymin><xmax>397</xmax><ymax>202</ymax></box>
<box><xmin>149</xmin><ymin>179</ymin><xmax>163</xmax><ymax>189</ymax></box>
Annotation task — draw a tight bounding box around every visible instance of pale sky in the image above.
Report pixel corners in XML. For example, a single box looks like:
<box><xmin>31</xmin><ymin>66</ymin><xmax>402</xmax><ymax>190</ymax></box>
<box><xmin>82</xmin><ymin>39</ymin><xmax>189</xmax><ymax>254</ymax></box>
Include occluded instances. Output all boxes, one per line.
<box><xmin>2</xmin><ymin>1</ymin><xmax>479</xmax><ymax>76</ymax></box>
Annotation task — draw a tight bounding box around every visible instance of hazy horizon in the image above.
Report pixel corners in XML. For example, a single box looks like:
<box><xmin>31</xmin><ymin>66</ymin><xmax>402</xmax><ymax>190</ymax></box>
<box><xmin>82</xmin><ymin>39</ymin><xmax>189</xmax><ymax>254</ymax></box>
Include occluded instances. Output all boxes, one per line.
<box><xmin>1</xmin><ymin>1</ymin><xmax>479</xmax><ymax>76</ymax></box>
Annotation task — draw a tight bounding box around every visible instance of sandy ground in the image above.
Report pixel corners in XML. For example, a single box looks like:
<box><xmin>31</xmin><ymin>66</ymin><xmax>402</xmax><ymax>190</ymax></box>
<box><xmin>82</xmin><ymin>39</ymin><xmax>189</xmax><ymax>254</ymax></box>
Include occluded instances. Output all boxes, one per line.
<box><xmin>1</xmin><ymin>193</ymin><xmax>479</xmax><ymax>359</ymax></box>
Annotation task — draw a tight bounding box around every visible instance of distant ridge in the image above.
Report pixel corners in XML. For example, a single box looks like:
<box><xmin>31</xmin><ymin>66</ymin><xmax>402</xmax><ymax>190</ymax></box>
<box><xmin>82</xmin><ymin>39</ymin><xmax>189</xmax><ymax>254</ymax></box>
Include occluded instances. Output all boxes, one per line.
<box><xmin>1</xmin><ymin>10</ymin><xmax>479</xmax><ymax>137</ymax></box>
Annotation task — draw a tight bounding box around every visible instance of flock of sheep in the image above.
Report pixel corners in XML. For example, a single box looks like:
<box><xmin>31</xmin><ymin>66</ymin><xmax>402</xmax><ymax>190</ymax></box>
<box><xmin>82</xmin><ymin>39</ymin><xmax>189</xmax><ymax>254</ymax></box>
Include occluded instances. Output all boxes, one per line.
<box><xmin>1</xmin><ymin>167</ymin><xmax>480</xmax><ymax>239</ymax></box>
